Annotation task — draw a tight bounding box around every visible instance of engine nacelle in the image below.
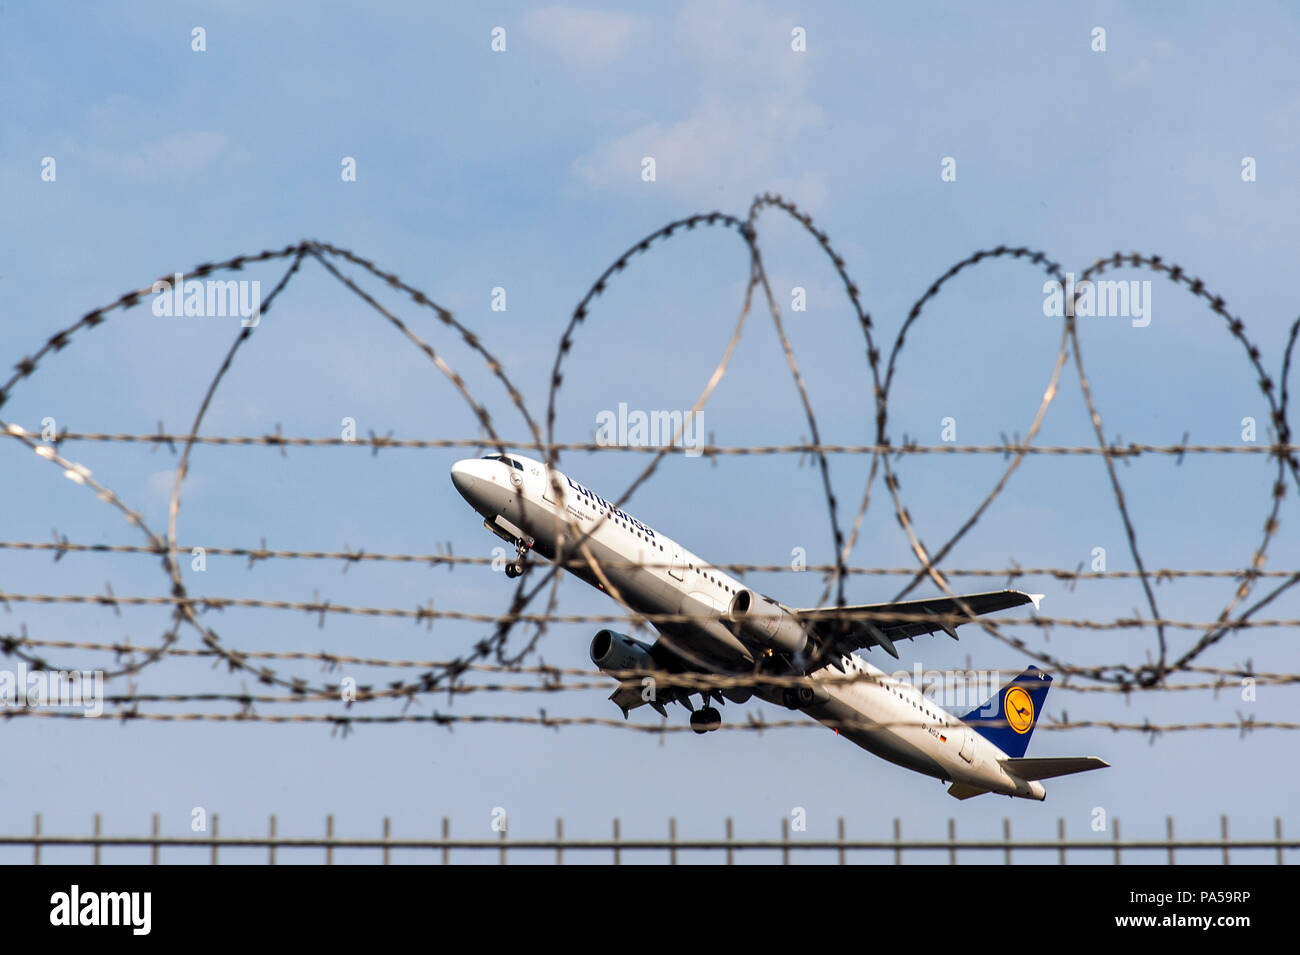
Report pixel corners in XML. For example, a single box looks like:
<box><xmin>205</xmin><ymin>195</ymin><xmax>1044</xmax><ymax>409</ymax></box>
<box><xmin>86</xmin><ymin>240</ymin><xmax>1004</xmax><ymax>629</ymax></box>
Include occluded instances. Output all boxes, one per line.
<box><xmin>781</xmin><ymin>682</ymin><xmax>830</xmax><ymax>709</ymax></box>
<box><xmin>589</xmin><ymin>629</ymin><xmax>656</xmax><ymax>673</ymax></box>
<box><xmin>726</xmin><ymin>589</ymin><xmax>809</xmax><ymax>655</ymax></box>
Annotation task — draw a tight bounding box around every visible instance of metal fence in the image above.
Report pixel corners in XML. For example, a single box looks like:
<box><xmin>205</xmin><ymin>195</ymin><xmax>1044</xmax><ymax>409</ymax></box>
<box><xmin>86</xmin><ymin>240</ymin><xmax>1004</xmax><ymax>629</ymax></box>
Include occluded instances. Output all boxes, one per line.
<box><xmin>6</xmin><ymin>813</ymin><xmax>1294</xmax><ymax>864</ymax></box>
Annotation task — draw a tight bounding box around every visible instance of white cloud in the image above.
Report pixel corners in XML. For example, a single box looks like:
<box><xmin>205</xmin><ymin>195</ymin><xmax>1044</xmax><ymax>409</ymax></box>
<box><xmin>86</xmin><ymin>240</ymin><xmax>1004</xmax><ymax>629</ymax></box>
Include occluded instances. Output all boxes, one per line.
<box><xmin>118</xmin><ymin>131</ymin><xmax>230</xmax><ymax>179</ymax></box>
<box><xmin>573</xmin><ymin>95</ymin><xmax>825</xmax><ymax>207</ymax></box>
<box><xmin>569</xmin><ymin>0</ymin><xmax>826</xmax><ymax>207</ymax></box>
<box><xmin>523</xmin><ymin>6</ymin><xmax>649</xmax><ymax>69</ymax></box>
<box><xmin>147</xmin><ymin>467</ymin><xmax>203</xmax><ymax>509</ymax></box>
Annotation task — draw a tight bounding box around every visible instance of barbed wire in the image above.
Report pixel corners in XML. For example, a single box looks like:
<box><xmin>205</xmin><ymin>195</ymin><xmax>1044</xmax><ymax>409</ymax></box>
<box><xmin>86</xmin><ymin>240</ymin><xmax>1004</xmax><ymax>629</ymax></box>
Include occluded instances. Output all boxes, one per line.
<box><xmin>2</xmin><ymin>193</ymin><xmax>1298</xmax><ymax>735</ymax></box>
<box><xmin>5</xmin><ymin>631</ymin><xmax>1292</xmax><ymax>691</ymax></box>
<box><xmin>1</xmin><ymin>708</ymin><xmax>1294</xmax><ymax>738</ymax></box>
<box><xmin>5</xmin><ymin>590</ymin><xmax>1300</xmax><ymax>632</ymax></box>
<box><xmin>17</xmin><ymin>430</ymin><xmax>1297</xmax><ymax>459</ymax></box>
<box><xmin>6</xmin><ymin>536</ymin><xmax>1300</xmax><ymax>581</ymax></box>
<box><xmin>1</xmin><ymin>675</ymin><xmax>1293</xmax><ymax>706</ymax></box>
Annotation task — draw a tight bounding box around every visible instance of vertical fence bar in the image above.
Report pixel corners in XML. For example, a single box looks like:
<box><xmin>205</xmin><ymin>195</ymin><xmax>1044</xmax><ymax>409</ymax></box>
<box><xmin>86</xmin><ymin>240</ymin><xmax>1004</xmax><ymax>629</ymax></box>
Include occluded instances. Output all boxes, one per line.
<box><xmin>269</xmin><ymin>815</ymin><xmax>277</xmax><ymax>866</ymax></box>
<box><xmin>781</xmin><ymin>818</ymin><xmax>789</xmax><ymax>865</ymax></box>
<box><xmin>1057</xmin><ymin>817</ymin><xmax>1065</xmax><ymax>865</ymax></box>
<box><xmin>211</xmin><ymin>814</ymin><xmax>219</xmax><ymax>866</ymax></box>
<box><xmin>613</xmin><ymin>818</ymin><xmax>621</xmax><ymax>866</ymax></box>
<box><xmin>893</xmin><ymin>818</ymin><xmax>901</xmax><ymax>865</ymax></box>
<box><xmin>93</xmin><ymin>813</ymin><xmax>101</xmax><ymax>866</ymax></box>
<box><xmin>1277</xmin><ymin>818</ymin><xmax>1283</xmax><ymax>866</ymax></box>
<box><xmin>948</xmin><ymin>818</ymin><xmax>956</xmax><ymax>865</ymax></box>
<box><xmin>499</xmin><ymin>824</ymin><xmax>506</xmax><ymax>866</ymax></box>
<box><xmin>1113</xmin><ymin>818</ymin><xmax>1120</xmax><ymax>866</ymax></box>
<box><xmin>325</xmin><ymin>815</ymin><xmax>333</xmax><ymax>865</ymax></box>
<box><xmin>1166</xmin><ymin>816</ymin><xmax>1174</xmax><ymax>866</ymax></box>
<box><xmin>555</xmin><ymin>818</ymin><xmax>563</xmax><ymax>866</ymax></box>
<box><xmin>442</xmin><ymin>817</ymin><xmax>450</xmax><ymax>866</ymax></box>
<box><xmin>33</xmin><ymin>813</ymin><xmax>40</xmax><ymax>866</ymax></box>
<box><xmin>669</xmin><ymin>817</ymin><xmax>677</xmax><ymax>866</ymax></box>
<box><xmin>151</xmin><ymin>813</ymin><xmax>160</xmax><ymax>865</ymax></box>
<box><xmin>383</xmin><ymin>816</ymin><xmax>391</xmax><ymax>866</ymax></box>
<box><xmin>1221</xmin><ymin>815</ymin><xmax>1229</xmax><ymax>866</ymax></box>
<box><xmin>837</xmin><ymin>818</ymin><xmax>845</xmax><ymax>866</ymax></box>
<box><xmin>1003</xmin><ymin>819</ymin><xmax>1011</xmax><ymax>865</ymax></box>
<box><xmin>725</xmin><ymin>818</ymin><xmax>733</xmax><ymax>866</ymax></box>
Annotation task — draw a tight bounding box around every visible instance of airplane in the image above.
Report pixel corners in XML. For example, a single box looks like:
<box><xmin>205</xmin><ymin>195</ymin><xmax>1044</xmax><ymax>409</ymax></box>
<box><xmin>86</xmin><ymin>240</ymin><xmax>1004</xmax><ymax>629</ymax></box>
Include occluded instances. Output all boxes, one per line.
<box><xmin>451</xmin><ymin>451</ymin><xmax>1109</xmax><ymax>801</ymax></box>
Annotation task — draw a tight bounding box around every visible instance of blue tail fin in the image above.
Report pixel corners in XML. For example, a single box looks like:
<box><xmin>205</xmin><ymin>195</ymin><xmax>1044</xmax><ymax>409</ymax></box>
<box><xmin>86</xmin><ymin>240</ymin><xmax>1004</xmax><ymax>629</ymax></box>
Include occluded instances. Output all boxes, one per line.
<box><xmin>959</xmin><ymin>666</ymin><xmax>1051</xmax><ymax>758</ymax></box>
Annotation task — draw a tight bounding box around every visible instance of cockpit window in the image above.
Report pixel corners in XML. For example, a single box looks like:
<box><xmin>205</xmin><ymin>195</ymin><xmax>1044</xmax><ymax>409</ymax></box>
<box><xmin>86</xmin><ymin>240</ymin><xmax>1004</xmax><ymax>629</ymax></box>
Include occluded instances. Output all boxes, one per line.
<box><xmin>481</xmin><ymin>454</ymin><xmax>524</xmax><ymax>471</ymax></box>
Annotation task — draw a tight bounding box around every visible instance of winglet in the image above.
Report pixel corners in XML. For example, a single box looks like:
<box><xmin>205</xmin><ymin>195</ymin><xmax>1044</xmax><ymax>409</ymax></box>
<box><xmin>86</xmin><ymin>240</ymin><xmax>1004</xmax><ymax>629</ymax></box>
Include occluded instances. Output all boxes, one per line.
<box><xmin>1026</xmin><ymin>593</ymin><xmax>1044</xmax><ymax>611</ymax></box>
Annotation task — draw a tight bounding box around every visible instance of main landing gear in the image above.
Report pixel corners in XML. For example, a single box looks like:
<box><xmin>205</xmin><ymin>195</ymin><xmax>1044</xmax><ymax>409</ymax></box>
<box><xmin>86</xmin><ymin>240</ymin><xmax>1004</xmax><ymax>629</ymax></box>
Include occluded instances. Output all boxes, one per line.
<box><xmin>689</xmin><ymin>706</ymin><xmax>722</xmax><ymax>734</ymax></box>
<box><xmin>685</xmin><ymin>691</ymin><xmax>725</xmax><ymax>734</ymax></box>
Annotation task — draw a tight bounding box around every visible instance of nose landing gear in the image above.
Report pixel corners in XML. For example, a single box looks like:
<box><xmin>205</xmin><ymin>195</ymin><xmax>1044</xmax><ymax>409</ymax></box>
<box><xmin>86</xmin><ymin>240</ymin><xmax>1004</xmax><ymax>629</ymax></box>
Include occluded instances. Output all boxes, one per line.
<box><xmin>484</xmin><ymin>517</ymin><xmax>534</xmax><ymax>579</ymax></box>
<box><xmin>504</xmin><ymin>540</ymin><xmax>531</xmax><ymax>578</ymax></box>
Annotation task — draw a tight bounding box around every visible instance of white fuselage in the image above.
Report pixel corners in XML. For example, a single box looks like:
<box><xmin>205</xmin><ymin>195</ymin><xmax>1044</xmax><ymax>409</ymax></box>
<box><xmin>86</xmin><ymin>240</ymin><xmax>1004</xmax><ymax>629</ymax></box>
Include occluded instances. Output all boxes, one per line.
<box><xmin>451</xmin><ymin>453</ymin><xmax>1045</xmax><ymax>799</ymax></box>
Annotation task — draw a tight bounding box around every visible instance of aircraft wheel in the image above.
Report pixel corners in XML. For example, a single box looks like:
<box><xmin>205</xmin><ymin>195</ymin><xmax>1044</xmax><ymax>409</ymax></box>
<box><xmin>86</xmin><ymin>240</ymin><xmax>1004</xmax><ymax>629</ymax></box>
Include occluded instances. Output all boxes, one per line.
<box><xmin>505</xmin><ymin>562</ymin><xmax>522</xmax><ymax>578</ymax></box>
<box><xmin>697</xmin><ymin>706</ymin><xmax>722</xmax><ymax>732</ymax></box>
<box><xmin>689</xmin><ymin>710</ymin><xmax>710</xmax><ymax>734</ymax></box>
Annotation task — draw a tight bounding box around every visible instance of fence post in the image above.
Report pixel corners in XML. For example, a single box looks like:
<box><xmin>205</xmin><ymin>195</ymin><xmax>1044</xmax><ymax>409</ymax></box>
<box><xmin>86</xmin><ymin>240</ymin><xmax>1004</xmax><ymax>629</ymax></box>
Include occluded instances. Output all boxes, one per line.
<box><xmin>325</xmin><ymin>814</ymin><xmax>333</xmax><ymax>865</ymax></box>
<box><xmin>33</xmin><ymin>813</ymin><xmax>40</xmax><ymax>866</ymax></box>
<box><xmin>948</xmin><ymin>818</ymin><xmax>956</xmax><ymax>865</ymax></box>
<box><xmin>269</xmin><ymin>815</ymin><xmax>277</xmax><ymax>866</ymax></box>
<box><xmin>1113</xmin><ymin>818</ymin><xmax>1120</xmax><ymax>866</ymax></box>
<box><xmin>837</xmin><ymin>817</ymin><xmax>845</xmax><ymax>866</ymax></box>
<box><xmin>893</xmin><ymin>817</ymin><xmax>901</xmax><ymax>865</ymax></box>
<box><xmin>152</xmin><ymin>813</ymin><xmax>159</xmax><ymax>865</ymax></box>
<box><xmin>93</xmin><ymin>813</ymin><xmax>101</xmax><ymax>866</ymax></box>
<box><xmin>383</xmin><ymin>816</ymin><xmax>391</xmax><ymax>866</ymax></box>
<box><xmin>613</xmin><ymin>818</ymin><xmax>621</xmax><ymax>866</ymax></box>
<box><xmin>555</xmin><ymin>818</ymin><xmax>563</xmax><ymax>866</ymax></box>
<box><xmin>781</xmin><ymin>817</ymin><xmax>789</xmax><ymax>865</ymax></box>
<box><xmin>211</xmin><ymin>813</ymin><xmax>219</xmax><ymax>866</ymax></box>
<box><xmin>499</xmin><ymin>823</ymin><xmax>506</xmax><ymax>866</ymax></box>
<box><xmin>1221</xmin><ymin>815</ymin><xmax>1229</xmax><ymax>866</ymax></box>
<box><xmin>1166</xmin><ymin>816</ymin><xmax>1174</xmax><ymax>866</ymax></box>
<box><xmin>442</xmin><ymin>817</ymin><xmax>449</xmax><ymax>866</ymax></box>
<box><xmin>725</xmin><ymin>817</ymin><xmax>733</xmax><ymax>866</ymax></box>
<box><xmin>1277</xmin><ymin>818</ymin><xmax>1283</xmax><ymax>866</ymax></box>
<box><xmin>1057</xmin><ymin>817</ymin><xmax>1065</xmax><ymax>865</ymax></box>
<box><xmin>1003</xmin><ymin>818</ymin><xmax>1011</xmax><ymax>865</ymax></box>
<box><xmin>669</xmin><ymin>817</ymin><xmax>677</xmax><ymax>866</ymax></box>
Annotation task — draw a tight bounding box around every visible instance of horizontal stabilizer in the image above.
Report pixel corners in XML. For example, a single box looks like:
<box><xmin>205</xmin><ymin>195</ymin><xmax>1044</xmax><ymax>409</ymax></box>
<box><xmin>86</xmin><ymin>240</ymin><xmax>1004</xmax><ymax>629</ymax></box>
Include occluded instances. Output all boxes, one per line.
<box><xmin>947</xmin><ymin>782</ymin><xmax>990</xmax><ymax>800</ymax></box>
<box><xmin>1001</xmin><ymin>756</ymin><xmax>1110</xmax><ymax>781</ymax></box>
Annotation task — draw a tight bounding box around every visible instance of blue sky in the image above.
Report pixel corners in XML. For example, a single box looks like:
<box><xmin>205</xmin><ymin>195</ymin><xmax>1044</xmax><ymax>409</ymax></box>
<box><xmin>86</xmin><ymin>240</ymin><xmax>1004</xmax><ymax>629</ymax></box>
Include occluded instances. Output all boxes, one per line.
<box><xmin>2</xmin><ymin>1</ymin><xmax>1299</xmax><ymax>863</ymax></box>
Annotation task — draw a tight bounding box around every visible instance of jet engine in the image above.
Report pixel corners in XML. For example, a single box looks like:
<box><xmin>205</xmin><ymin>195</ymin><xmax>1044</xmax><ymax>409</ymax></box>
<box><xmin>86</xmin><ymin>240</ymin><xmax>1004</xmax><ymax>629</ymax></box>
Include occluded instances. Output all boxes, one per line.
<box><xmin>781</xmin><ymin>681</ymin><xmax>831</xmax><ymax>709</ymax></box>
<box><xmin>589</xmin><ymin>629</ymin><xmax>656</xmax><ymax>672</ymax></box>
<box><xmin>725</xmin><ymin>589</ymin><xmax>809</xmax><ymax>655</ymax></box>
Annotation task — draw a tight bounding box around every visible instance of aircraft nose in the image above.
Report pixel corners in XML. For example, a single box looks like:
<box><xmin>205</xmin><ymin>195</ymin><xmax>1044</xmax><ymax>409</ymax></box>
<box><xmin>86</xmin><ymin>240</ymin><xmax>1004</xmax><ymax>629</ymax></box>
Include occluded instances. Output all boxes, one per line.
<box><xmin>450</xmin><ymin>459</ymin><xmax>479</xmax><ymax>499</ymax></box>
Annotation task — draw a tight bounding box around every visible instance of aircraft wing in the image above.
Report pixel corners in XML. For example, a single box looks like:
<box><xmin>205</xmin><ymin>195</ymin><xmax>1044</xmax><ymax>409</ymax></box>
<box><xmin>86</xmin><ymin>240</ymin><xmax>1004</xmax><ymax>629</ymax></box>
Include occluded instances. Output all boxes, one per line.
<box><xmin>791</xmin><ymin>589</ymin><xmax>1044</xmax><ymax>659</ymax></box>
